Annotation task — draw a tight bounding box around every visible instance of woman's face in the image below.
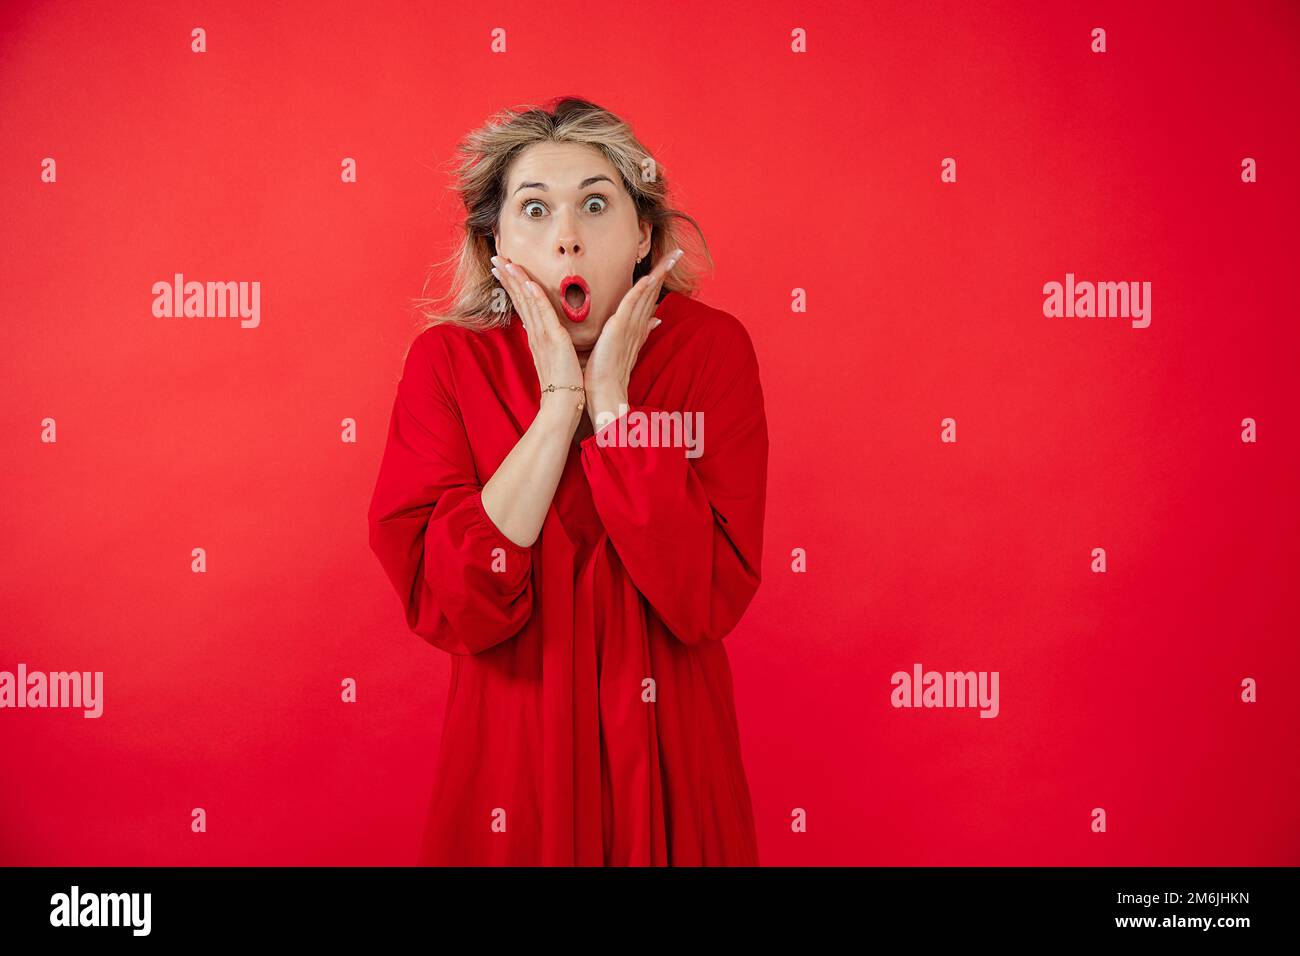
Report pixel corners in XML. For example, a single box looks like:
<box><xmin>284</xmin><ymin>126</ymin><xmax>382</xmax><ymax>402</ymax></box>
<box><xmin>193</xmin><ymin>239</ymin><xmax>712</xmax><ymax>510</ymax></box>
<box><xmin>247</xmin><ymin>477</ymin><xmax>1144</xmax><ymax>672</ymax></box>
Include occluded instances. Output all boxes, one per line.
<box><xmin>493</xmin><ymin>142</ymin><xmax>651</xmax><ymax>354</ymax></box>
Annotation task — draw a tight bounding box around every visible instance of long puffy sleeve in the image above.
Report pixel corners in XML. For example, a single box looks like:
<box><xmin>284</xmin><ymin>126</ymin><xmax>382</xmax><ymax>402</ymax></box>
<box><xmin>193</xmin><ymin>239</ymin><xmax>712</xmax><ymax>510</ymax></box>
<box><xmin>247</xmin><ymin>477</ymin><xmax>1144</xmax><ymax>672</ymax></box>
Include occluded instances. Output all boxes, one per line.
<box><xmin>367</xmin><ymin>328</ymin><xmax>535</xmax><ymax>655</ymax></box>
<box><xmin>579</xmin><ymin>314</ymin><xmax>768</xmax><ymax>646</ymax></box>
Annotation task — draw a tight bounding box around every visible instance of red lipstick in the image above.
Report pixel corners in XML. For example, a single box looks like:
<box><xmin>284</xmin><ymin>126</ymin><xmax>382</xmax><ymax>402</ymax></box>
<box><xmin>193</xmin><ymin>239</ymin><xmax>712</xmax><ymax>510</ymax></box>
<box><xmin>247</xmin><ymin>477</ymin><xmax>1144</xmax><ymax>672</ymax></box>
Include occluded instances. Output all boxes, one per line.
<box><xmin>559</xmin><ymin>274</ymin><xmax>591</xmax><ymax>323</ymax></box>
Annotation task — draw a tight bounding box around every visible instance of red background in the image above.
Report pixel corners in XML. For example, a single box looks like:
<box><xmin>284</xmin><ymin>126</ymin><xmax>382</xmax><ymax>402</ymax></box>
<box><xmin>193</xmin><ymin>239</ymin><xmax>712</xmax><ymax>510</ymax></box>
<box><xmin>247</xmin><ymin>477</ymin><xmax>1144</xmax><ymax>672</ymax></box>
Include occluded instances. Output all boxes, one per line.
<box><xmin>2</xmin><ymin>0</ymin><xmax>1297</xmax><ymax>865</ymax></box>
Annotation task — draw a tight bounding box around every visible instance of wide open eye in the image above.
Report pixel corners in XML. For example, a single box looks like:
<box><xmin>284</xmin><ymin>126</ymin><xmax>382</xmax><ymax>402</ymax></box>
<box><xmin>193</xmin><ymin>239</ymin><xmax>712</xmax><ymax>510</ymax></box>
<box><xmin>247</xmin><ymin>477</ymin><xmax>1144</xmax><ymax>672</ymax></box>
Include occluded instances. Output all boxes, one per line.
<box><xmin>584</xmin><ymin>194</ymin><xmax>609</xmax><ymax>214</ymax></box>
<box><xmin>522</xmin><ymin>200</ymin><xmax>546</xmax><ymax>219</ymax></box>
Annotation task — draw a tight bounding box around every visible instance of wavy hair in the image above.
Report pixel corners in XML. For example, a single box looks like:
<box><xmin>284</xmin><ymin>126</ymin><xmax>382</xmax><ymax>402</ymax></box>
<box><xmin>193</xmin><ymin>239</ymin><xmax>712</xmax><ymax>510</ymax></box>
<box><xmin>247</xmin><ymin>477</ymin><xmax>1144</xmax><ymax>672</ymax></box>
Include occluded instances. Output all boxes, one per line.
<box><xmin>412</xmin><ymin>95</ymin><xmax>713</xmax><ymax>334</ymax></box>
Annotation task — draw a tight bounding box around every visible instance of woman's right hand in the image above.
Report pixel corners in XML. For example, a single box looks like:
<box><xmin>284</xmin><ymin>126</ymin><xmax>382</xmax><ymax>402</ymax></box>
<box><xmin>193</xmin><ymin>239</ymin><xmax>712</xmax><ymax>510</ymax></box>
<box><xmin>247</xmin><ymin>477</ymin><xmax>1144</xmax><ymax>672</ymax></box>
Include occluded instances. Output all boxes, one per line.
<box><xmin>490</xmin><ymin>255</ymin><xmax>584</xmax><ymax>407</ymax></box>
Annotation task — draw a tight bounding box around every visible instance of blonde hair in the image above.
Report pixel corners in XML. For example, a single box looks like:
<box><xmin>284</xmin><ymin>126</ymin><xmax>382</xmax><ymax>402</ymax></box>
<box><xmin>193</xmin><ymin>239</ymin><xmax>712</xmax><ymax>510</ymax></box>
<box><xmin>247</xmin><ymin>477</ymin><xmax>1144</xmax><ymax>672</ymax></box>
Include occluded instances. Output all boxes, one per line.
<box><xmin>412</xmin><ymin>95</ymin><xmax>713</xmax><ymax>334</ymax></box>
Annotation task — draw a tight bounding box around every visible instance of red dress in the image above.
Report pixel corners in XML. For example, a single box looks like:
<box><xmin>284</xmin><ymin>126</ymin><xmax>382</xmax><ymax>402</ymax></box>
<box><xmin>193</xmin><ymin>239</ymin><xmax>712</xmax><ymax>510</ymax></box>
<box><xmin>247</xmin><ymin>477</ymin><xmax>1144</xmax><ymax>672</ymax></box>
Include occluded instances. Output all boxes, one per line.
<box><xmin>367</xmin><ymin>289</ymin><xmax>769</xmax><ymax>866</ymax></box>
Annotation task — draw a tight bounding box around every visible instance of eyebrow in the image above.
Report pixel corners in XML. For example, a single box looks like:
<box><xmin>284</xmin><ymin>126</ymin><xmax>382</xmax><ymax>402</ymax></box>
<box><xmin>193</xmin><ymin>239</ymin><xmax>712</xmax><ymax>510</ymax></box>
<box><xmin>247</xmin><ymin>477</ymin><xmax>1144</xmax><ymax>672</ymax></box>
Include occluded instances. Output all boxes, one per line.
<box><xmin>512</xmin><ymin>174</ymin><xmax>615</xmax><ymax>196</ymax></box>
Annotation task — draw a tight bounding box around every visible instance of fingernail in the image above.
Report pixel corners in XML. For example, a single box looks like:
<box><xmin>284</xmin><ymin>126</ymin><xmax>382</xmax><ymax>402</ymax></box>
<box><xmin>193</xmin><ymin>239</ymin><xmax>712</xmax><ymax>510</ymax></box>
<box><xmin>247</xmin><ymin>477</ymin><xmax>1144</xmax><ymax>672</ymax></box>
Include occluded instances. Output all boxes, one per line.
<box><xmin>651</xmin><ymin>318</ymin><xmax>662</xmax><ymax>330</ymax></box>
<box><xmin>491</xmin><ymin>268</ymin><xmax>501</xmax><ymax>280</ymax></box>
<box><xmin>490</xmin><ymin>255</ymin><xmax>501</xmax><ymax>266</ymax></box>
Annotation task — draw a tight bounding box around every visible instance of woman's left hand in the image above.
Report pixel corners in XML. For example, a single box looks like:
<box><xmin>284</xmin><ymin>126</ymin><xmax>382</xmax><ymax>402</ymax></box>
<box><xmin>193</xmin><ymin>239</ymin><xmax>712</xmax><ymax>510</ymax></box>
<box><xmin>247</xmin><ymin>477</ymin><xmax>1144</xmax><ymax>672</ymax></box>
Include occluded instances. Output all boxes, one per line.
<box><xmin>584</xmin><ymin>247</ymin><xmax>684</xmax><ymax>428</ymax></box>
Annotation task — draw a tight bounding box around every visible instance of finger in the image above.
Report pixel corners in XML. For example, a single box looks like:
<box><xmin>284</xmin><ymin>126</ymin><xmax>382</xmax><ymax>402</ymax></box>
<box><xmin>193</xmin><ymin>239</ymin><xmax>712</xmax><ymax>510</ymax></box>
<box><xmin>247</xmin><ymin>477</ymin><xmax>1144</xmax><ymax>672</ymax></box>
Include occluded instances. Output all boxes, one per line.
<box><xmin>506</xmin><ymin>262</ymin><xmax>557</xmax><ymax>338</ymax></box>
<box><xmin>524</xmin><ymin>278</ymin><xmax>567</xmax><ymax>337</ymax></box>
<box><xmin>630</xmin><ymin>273</ymin><xmax>667</xmax><ymax>330</ymax></box>
<box><xmin>637</xmin><ymin>316</ymin><xmax>661</xmax><ymax>348</ymax></box>
<box><xmin>613</xmin><ymin>272</ymin><xmax>656</xmax><ymax>329</ymax></box>
<box><xmin>493</xmin><ymin>266</ymin><xmax>534</xmax><ymax>337</ymax></box>
<box><xmin>523</xmin><ymin>280</ymin><xmax>557</xmax><ymax>336</ymax></box>
<box><xmin>509</xmin><ymin>271</ymin><xmax>567</xmax><ymax>341</ymax></box>
<box><xmin>505</xmin><ymin>263</ymin><xmax>537</xmax><ymax>327</ymax></box>
<box><xmin>489</xmin><ymin>256</ymin><xmax>521</xmax><ymax>311</ymax></box>
<box><xmin>506</xmin><ymin>263</ymin><xmax>565</xmax><ymax>347</ymax></box>
<box><xmin>644</xmin><ymin>248</ymin><xmax>683</xmax><ymax>305</ymax></box>
<box><xmin>654</xmin><ymin>247</ymin><xmax>685</xmax><ymax>281</ymax></box>
<box><xmin>492</xmin><ymin>257</ymin><xmax>537</xmax><ymax>333</ymax></box>
<box><xmin>625</xmin><ymin>247</ymin><xmax>683</xmax><ymax>324</ymax></box>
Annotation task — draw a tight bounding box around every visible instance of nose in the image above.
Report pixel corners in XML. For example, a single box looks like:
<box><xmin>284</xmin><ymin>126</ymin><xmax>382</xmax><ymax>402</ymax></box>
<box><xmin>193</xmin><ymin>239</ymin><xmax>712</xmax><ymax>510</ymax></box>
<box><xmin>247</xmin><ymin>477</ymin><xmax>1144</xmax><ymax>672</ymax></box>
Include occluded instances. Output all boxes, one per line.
<box><xmin>554</xmin><ymin>208</ymin><xmax>582</xmax><ymax>260</ymax></box>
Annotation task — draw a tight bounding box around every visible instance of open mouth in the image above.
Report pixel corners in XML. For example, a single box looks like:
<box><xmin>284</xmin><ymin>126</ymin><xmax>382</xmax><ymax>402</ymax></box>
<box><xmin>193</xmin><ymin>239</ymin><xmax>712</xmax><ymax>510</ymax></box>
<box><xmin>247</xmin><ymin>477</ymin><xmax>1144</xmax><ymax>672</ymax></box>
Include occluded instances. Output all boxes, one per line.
<box><xmin>559</xmin><ymin>275</ymin><xmax>591</xmax><ymax>323</ymax></box>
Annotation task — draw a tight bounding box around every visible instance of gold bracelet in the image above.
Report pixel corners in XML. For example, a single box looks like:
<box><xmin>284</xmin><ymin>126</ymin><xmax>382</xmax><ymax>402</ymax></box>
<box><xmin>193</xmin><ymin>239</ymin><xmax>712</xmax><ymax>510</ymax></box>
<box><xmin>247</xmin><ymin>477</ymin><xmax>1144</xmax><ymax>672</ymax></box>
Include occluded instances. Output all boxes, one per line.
<box><xmin>540</xmin><ymin>384</ymin><xmax>585</xmax><ymax>395</ymax></box>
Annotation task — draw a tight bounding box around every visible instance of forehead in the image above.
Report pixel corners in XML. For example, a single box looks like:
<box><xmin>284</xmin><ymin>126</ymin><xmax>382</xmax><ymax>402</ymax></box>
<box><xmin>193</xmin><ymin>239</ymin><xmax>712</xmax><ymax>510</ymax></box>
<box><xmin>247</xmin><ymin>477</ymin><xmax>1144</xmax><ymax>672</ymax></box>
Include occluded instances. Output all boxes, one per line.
<box><xmin>506</xmin><ymin>142</ymin><xmax>622</xmax><ymax>191</ymax></box>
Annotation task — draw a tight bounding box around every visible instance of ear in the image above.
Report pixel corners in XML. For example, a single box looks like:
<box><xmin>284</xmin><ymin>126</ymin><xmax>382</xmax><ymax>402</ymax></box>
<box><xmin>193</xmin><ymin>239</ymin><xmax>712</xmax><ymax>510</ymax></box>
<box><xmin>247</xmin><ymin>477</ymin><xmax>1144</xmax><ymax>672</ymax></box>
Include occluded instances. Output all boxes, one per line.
<box><xmin>637</xmin><ymin>221</ymin><xmax>653</xmax><ymax>260</ymax></box>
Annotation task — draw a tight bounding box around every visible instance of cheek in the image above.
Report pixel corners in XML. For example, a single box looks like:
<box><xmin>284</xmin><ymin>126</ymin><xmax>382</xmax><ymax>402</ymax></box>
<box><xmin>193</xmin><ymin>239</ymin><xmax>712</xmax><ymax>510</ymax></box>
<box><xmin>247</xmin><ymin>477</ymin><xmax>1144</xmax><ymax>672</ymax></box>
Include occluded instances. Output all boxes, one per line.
<box><xmin>500</xmin><ymin>226</ymin><xmax>534</xmax><ymax>258</ymax></box>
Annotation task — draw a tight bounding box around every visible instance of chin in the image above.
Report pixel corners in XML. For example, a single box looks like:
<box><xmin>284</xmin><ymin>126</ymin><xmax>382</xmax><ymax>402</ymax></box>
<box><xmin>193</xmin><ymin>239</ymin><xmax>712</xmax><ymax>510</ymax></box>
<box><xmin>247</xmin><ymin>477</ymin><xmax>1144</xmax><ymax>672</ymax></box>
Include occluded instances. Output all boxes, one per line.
<box><xmin>567</xmin><ymin>318</ymin><xmax>605</xmax><ymax>348</ymax></box>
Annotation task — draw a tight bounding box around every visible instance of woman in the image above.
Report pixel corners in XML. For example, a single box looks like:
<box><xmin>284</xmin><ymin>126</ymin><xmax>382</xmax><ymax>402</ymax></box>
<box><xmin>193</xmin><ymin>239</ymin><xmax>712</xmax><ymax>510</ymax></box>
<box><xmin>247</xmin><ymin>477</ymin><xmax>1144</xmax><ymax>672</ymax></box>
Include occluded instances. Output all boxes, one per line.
<box><xmin>367</xmin><ymin>96</ymin><xmax>769</xmax><ymax>866</ymax></box>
